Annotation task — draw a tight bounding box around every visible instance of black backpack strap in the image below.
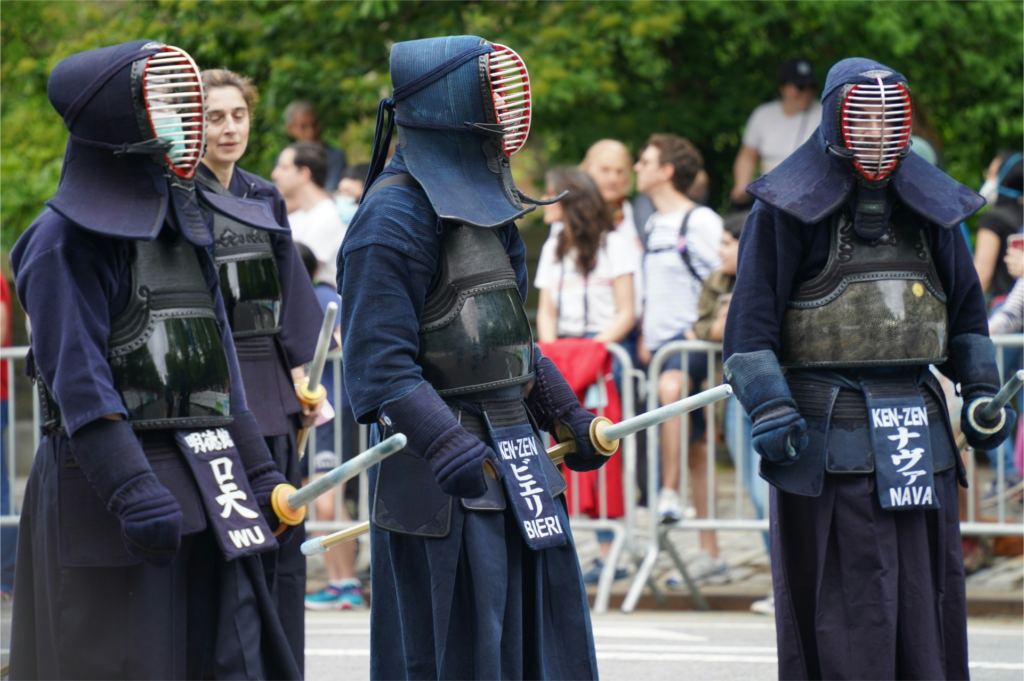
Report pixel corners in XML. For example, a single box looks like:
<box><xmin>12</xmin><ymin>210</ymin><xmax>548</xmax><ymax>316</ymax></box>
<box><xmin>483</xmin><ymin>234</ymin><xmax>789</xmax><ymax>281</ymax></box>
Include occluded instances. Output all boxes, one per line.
<box><xmin>364</xmin><ymin>172</ymin><xmax>421</xmax><ymax>200</ymax></box>
<box><xmin>634</xmin><ymin>193</ymin><xmax>656</xmax><ymax>252</ymax></box>
<box><xmin>678</xmin><ymin>207</ymin><xmax>705</xmax><ymax>284</ymax></box>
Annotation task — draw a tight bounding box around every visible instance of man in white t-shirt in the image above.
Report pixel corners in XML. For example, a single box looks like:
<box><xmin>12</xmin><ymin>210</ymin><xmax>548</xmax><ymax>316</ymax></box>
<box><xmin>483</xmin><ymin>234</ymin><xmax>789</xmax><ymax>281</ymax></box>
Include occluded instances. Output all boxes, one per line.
<box><xmin>635</xmin><ymin>133</ymin><xmax>727</xmax><ymax>582</ymax></box>
<box><xmin>730</xmin><ymin>57</ymin><xmax>822</xmax><ymax>206</ymax></box>
<box><xmin>272</xmin><ymin>142</ymin><xmax>346</xmax><ymax>286</ymax></box>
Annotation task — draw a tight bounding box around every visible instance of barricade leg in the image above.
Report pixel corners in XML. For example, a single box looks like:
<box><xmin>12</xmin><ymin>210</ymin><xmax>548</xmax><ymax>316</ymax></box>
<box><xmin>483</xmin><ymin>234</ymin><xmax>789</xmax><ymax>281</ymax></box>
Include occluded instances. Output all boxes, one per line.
<box><xmin>593</xmin><ymin>524</ymin><xmax>624</xmax><ymax>614</ymax></box>
<box><xmin>659</xmin><ymin>526</ymin><xmax>709</xmax><ymax>611</ymax></box>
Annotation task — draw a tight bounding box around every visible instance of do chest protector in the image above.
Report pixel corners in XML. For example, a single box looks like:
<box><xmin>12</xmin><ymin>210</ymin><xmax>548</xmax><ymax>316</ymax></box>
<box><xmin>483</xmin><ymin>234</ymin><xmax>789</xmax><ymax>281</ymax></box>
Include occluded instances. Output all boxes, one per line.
<box><xmin>366</xmin><ymin>172</ymin><xmax>535</xmax><ymax>395</ymax></box>
<box><xmin>42</xmin><ymin>230</ymin><xmax>233</xmax><ymax>433</ymax></box>
<box><xmin>780</xmin><ymin>207</ymin><xmax>948</xmax><ymax>368</ymax></box>
<box><xmin>197</xmin><ymin>174</ymin><xmax>283</xmax><ymax>338</ymax></box>
<box><xmin>416</xmin><ymin>221</ymin><xmax>534</xmax><ymax>395</ymax></box>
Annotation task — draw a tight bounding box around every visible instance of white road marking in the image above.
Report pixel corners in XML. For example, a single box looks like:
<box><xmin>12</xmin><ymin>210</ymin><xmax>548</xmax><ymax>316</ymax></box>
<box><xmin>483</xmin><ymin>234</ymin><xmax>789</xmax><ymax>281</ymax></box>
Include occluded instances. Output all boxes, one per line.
<box><xmin>306</xmin><ymin>649</ymin><xmax>370</xmax><ymax>656</ymax></box>
<box><xmin>598</xmin><ymin>644</ymin><xmax>777</xmax><ymax>654</ymax></box>
<box><xmin>614</xmin><ymin>621</ymin><xmax>775</xmax><ymax>631</ymax></box>
<box><xmin>968</xmin><ymin>662</ymin><xmax>1024</xmax><ymax>670</ymax></box>
<box><xmin>596</xmin><ymin>652</ymin><xmax>777</xmax><ymax>663</ymax></box>
<box><xmin>591</xmin><ymin>626</ymin><xmax>706</xmax><ymax>641</ymax></box>
<box><xmin>303</xmin><ymin>648</ymin><xmax>1022</xmax><ymax>671</ymax></box>
<box><xmin>966</xmin><ymin>627</ymin><xmax>1024</xmax><ymax>637</ymax></box>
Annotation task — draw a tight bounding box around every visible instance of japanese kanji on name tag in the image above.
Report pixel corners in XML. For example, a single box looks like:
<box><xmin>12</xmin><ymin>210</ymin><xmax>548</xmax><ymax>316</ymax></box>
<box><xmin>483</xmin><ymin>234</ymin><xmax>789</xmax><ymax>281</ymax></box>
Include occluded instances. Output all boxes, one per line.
<box><xmin>175</xmin><ymin>428</ymin><xmax>278</xmax><ymax>560</ymax></box>
<box><xmin>862</xmin><ymin>382</ymin><xmax>940</xmax><ymax>511</ymax></box>
<box><xmin>483</xmin><ymin>415</ymin><xmax>568</xmax><ymax>551</ymax></box>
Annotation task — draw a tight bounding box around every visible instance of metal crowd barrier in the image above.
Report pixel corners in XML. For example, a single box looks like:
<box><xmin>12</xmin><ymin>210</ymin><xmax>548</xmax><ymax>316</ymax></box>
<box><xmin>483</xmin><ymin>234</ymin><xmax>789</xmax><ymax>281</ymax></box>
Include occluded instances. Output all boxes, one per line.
<box><xmin>965</xmin><ymin>334</ymin><xmax>1024</xmax><ymax>533</ymax></box>
<box><xmin>623</xmin><ymin>340</ymin><xmax>721</xmax><ymax>612</ymax></box>
<box><xmin>554</xmin><ymin>341</ymin><xmax>640</xmax><ymax>614</ymax></box>
<box><xmin>621</xmin><ymin>337</ymin><xmax>1024</xmax><ymax>613</ymax></box>
<box><xmin>4</xmin><ymin>335</ymin><xmax>1022</xmax><ymax>609</ymax></box>
<box><xmin>1</xmin><ymin>345</ymin><xmax>35</xmax><ymax>527</ymax></box>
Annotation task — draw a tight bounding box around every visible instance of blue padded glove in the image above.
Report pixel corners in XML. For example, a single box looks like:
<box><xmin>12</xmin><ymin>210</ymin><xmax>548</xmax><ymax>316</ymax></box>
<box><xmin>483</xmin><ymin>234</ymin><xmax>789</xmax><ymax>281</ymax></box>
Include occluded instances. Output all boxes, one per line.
<box><xmin>948</xmin><ymin>334</ymin><xmax>1018</xmax><ymax>451</ymax></box>
<box><xmin>69</xmin><ymin>418</ymin><xmax>183</xmax><ymax>566</ymax></box>
<box><xmin>525</xmin><ymin>348</ymin><xmax>604</xmax><ymax>472</ymax></box>
<box><xmin>229</xmin><ymin>410</ymin><xmax>294</xmax><ymax>541</ymax></box>
<box><xmin>724</xmin><ymin>350</ymin><xmax>807</xmax><ymax>465</ymax></box>
<box><xmin>380</xmin><ymin>382</ymin><xmax>500</xmax><ymax>499</ymax></box>
<box><xmin>750</xmin><ymin>407</ymin><xmax>807</xmax><ymax>466</ymax></box>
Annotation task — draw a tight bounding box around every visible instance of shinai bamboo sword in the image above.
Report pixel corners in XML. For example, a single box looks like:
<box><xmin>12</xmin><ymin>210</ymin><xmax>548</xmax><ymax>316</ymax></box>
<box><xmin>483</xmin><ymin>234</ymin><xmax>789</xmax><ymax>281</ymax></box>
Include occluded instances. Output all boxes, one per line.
<box><xmin>301</xmin><ymin>383</ymin><xmax>733</xmax><ymax>555</ymax></box>
<box><xmin>295</xmin><ymin>302</ymin><xmax>337</xmax><ymax>457</ymax></box>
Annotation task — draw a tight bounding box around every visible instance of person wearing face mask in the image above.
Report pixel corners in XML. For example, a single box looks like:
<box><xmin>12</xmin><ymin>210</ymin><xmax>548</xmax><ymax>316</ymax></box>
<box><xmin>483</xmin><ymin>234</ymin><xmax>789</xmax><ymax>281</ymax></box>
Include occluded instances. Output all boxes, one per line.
<box><xmin>197</xmin><ymin>68</ymin><xmax>328</xmax><ymax>674</ymax></box>
<box><xmin>974</xmin><ymin>151</ymin><xmax>1024</xmax><ymax>501</ymax></box>
<box><xmin>10</xmin><ymin>42</ymin><xmax>301</xmax><ymax>679</ymax></box>
<box><xmin>334</xmin><ymin>162</ymin><xmax>370</xmax><ymax>225</ymax></box>
<box><xmin>725</xmin><ymin>58</ymin><xmax>1014</xmax><ymax>680</ymax></box>
<box><xmin>975</xmin><ymin>151</ymin><xmax>1024</xmax><ymax>298</ymax></box>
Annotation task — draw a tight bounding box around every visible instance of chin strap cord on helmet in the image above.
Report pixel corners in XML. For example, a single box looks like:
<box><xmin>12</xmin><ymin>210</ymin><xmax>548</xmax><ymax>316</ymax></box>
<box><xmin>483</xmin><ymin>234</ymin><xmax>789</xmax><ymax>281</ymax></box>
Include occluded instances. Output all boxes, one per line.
<box><xmin>67</xmin><ymin>135</ymin><xmax>175</xmax><ymax>156</ymax></box>
<box><xmin>517</xmin><ymin>189</ymin><xmax>568</xmax><ymax>206</ymax></box>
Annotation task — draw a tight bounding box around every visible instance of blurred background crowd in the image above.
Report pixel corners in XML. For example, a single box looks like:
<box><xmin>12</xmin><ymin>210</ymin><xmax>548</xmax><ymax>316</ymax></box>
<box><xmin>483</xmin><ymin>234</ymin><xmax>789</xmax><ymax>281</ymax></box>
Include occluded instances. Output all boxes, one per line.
<box><xmin>1</xmin><ymin>0</ymin><xmax>1022</xmax><ymax>611</ymax></box>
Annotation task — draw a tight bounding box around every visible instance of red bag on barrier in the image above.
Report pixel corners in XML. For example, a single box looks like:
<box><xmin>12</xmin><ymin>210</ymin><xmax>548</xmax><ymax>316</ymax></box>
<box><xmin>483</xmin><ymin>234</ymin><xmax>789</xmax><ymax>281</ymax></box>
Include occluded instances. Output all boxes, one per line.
<box><xmin>537</xmin><ymin>338</ymin><xmax>624</xmax><ymax>519</ymax></box>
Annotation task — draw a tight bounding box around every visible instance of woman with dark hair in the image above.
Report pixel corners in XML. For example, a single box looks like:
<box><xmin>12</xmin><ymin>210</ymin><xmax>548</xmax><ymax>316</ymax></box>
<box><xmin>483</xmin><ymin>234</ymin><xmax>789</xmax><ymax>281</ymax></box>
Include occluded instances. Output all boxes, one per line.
<box><xmin>197</xmin><ymin>68</ymin><xmax>329</xmax><ymax>672</ymax></box>
<box><xmin>535</xmin><ymin>168</ymin><xmax>636</xmax><ymax>344</ymax></box>
<box><xmin>534</xmin><ymin>168</ymin><xmax>636</xmax><ymax>583</ymax></box>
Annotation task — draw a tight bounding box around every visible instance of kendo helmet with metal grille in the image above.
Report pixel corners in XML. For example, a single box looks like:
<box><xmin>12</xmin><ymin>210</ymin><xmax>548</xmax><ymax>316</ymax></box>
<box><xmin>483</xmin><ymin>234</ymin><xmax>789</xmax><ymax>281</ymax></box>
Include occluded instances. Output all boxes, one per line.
<box><xmin>484</xmin><ymin>44</ymin><xmax>531</xmax><ymax>156</ymax></box>
<box><xmin>746</xmin><ymin>57</ymin><xmax>984</xmax><ymax>232</ymax></box>
<box><xmin>129</xmin><ymin>44</ymin><xmax>206</xmax><ymax>179</ymax></box>
<box><xmin>45</xmin><ymin>40</ymin><xmax>214</xmax><ymax>242</ymax></box>
<box><xmin>364</xmin><ymin>36</ymin><xmax>559</xmax><ymax>229</ymax></box>
<box><xmin>837</xmin><ymin>76</ymin><xmax>913</xmax><ymax>181</ymax></box>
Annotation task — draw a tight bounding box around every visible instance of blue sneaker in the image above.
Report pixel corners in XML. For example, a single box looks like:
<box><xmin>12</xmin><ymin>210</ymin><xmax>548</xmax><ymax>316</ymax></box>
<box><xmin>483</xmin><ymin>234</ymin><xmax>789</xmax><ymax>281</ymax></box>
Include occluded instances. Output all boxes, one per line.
<box><xmin>337</xmin><ymin>583</ymin><xmax>365</xmax><ymax>610</ymax></box>
<box><xmin>305</xmin><ymin>585</ymin><xmax>343</xmax><ymax>611</ymax></box>
<box><xmin>581</xmin><ymin>559</ymin><xmax>628</xmax><ymax>585</ymax></box>
<box><xmin>306</xmin><ymin>583</ymin><xmax>366</xmax><ymax>611</ymax></box>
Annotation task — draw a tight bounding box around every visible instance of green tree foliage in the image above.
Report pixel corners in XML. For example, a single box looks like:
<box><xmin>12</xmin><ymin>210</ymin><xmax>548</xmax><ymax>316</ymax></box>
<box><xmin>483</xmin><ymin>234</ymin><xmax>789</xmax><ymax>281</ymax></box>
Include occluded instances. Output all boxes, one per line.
<box><xmin>2</xmin><ymin>0</ymin><xmax>1021</xmax><ymax>251</ymax></box>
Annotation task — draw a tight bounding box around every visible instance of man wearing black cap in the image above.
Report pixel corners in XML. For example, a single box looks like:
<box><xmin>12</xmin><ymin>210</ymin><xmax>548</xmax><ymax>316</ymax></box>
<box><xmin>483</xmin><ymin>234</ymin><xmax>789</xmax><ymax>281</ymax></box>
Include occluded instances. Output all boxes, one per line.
<box><xmin>730</xmin><ymin>57</ymin><xmax>821</xmax><ymax>207</ymax></box>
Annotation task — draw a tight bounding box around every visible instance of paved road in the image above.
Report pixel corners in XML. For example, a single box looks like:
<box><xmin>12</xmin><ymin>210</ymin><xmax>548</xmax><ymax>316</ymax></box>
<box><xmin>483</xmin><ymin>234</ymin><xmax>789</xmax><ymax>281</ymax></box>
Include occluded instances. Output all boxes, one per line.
<box><xmin>304</xmin><ymin>610</ymin><xmax>1024</xmax><ymax>681</ymax></box>
<box><xmin>2</xmin><ymin>603</ymin><xmax>1021</xmax><ymax>679</ymax></box>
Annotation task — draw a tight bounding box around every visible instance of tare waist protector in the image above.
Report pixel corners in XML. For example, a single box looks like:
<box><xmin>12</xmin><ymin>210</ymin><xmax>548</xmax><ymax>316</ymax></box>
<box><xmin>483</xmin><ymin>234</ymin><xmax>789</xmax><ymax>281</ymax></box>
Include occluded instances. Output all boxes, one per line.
<box><xmin>416</xmin><ymin>223</ymin><xmax>534</xmax><ymax>396</ymax></box>
<box><xmin>780</xmin><ymin>207</ymin><xmax>948</xmax><ymax>368</ymax></box>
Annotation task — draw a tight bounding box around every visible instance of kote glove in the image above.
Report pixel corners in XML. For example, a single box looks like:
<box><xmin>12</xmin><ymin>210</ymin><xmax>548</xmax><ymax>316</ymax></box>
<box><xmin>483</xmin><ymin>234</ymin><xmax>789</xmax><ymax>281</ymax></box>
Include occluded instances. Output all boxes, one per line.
<box><xmin>380</xmin><ymin>382</ymin><xmax>500</xmax><ymax>498</ymax></box>
<box><xmin>70</xmin><ymin>418</ymin><xmax>182</xmax><ymax>566</ymax></box>
<box><xmin>525</xmin><ymin>349</ymin><xmax>605</xmax><ymax>472</ymax></box>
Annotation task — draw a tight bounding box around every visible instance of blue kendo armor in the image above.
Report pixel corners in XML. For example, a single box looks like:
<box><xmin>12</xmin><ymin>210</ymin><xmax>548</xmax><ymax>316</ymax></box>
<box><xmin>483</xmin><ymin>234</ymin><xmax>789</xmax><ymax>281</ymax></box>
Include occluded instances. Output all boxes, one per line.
<box><xmin>725</xmin><ymin>57</ymin><xmax>993</xmax><ymax>497</ymax></box>
<box><xmin>196</xmin><ymin>173</ymin><xmax>284</xmax><ymax>338</ymax></box>
<box><xmin>38</xmin><ymin>40</ymin><xmax>289</xmax><ymax>433</ymax></box>
<box><xmin>779</xmin><ymin>205</ymin><xmax>949</xmax><ymax>368</ymax></box>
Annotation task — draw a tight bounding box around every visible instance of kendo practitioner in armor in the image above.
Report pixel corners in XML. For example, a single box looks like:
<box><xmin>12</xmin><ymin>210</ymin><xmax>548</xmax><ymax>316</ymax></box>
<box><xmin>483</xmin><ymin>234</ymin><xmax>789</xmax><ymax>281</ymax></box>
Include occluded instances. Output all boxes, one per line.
<box><xmin>338</xmin><ymin>36</ymin><xmax>604</xmax><ymax>680</ymax></box>
<box><xmin>196</xmin><ymin>68</ymin><xmax>327</xmax><ymax>672</ymax></box>
<box><xmin>9</xmin><ymin>41</ymin><xmax>302</xmax><ymax>679</ymax></box>
<box><xmin>724</xmin><ymin>58</ymin><xmax>1018</xmax><ymax>680</ymax></box>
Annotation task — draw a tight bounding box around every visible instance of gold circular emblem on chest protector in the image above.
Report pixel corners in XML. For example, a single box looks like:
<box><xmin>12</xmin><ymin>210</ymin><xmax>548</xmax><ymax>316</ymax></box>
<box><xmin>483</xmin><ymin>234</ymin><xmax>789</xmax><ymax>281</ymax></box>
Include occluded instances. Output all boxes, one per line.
<box><xmin>912</xmin><ymin>283</ymin><xmax>925</xmax><ymax>297</ymax></box>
